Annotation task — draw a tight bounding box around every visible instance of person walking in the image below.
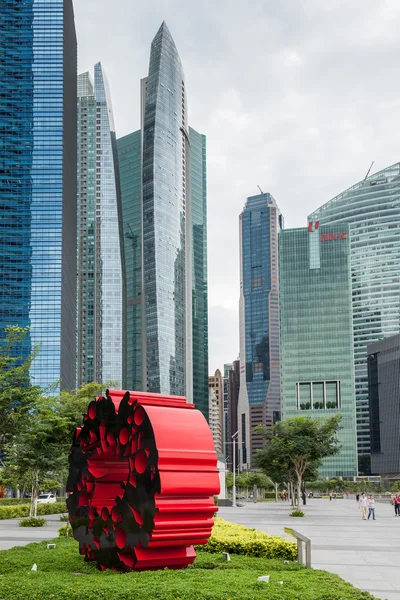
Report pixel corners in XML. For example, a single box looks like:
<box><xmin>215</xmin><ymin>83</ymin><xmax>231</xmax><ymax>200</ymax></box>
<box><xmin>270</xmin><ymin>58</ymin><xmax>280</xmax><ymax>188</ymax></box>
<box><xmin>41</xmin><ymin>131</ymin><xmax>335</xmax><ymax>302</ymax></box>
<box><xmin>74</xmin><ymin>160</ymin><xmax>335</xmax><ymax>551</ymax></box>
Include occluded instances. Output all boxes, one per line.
<box><xmin>395</xmin><ymin>494</ymin><xmax>400</xmax><ymax>516</ymax></box>
<box><xmin>367</xmin><ymin>495</ymin><xmax>376</xmax><ymax>520</ymax></box>
<box><xmin>359</xmin><ymin>492</ymin><xmax>368</xmax><ymax>520</ymax></box>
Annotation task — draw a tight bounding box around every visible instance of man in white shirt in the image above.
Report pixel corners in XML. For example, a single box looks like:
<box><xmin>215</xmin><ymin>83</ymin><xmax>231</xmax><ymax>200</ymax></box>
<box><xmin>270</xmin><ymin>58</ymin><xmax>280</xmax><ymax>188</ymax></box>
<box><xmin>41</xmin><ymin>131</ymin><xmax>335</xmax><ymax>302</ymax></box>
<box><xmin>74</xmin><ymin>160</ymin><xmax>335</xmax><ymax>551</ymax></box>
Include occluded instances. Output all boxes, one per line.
<box><xmin>359</xmin><ymin>492</ymin><xmax>368</xmax><ymax>520</ymax></box>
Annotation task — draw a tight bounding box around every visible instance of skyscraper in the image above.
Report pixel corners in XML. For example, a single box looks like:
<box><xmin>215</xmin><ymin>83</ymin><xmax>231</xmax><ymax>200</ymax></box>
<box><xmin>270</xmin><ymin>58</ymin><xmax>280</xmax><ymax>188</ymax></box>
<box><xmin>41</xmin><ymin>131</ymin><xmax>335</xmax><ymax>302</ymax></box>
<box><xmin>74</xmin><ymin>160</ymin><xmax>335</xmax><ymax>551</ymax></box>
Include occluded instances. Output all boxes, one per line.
<box><xmin>237</xmin><ymin>193</ymin><xmax>283</xmax><ymax>468</ymax></box>
<box><xmin>309</xmin><ymin>164</ymin><xmax>400</xmax><ymax>471</ymax></box>
<box><xmin>226</xmin><ymin>360</ymin><xmax>240</xmax><ymax>472</ymax></box>
<box><xmin>77</xmin><ymin>64</ymin><xmax>124</xmax><ymax>387</ymax></box>
<box><xmin>117</xmin><ymin>23</ymin><xmax>208</xmax><ymax>416</ymax></box>
<box><xmin>0</xmin><ymin>0</ymin><xmax>77</xmax><ymax>390</ymax></box>
<box><xmin>279</xmin><ymin>224</ymin><xmax>357</xmax><ymax>477</ymax></box>
<box><xmin>116</xmin><ymin>131</ymin><xmax>142</xmax><ymax>392</ymax></box>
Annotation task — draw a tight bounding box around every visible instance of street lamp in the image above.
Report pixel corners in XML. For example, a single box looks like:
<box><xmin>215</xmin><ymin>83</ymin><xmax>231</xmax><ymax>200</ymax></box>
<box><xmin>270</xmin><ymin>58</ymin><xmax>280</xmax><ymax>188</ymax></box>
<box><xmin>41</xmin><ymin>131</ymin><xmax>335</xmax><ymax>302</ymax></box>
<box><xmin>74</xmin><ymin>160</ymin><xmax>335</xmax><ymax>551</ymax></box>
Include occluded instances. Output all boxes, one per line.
<box><xmin>232</xmin><ymin>431</ymin><xmax>238</xmax><ymax>507</ymax></box>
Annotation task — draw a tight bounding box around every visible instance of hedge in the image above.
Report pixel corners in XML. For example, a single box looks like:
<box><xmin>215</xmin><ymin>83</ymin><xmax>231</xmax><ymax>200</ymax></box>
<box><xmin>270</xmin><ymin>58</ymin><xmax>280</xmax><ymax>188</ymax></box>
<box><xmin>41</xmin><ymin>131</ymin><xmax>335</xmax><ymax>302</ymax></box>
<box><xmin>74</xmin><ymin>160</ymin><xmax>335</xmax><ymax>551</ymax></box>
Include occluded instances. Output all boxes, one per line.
<box><xmin>199</xmin><ymin>517</ymin><xmax>297</xmax><ymax>560</ymax></box>
<box><xmin>0</xmin><ymin>496</ymin><xmax>66</xmax><ymax>506</ymax></box>
<box><xmin>264</xmin><ymin>491</ymin><xmax>276</xmax><ymax>499</ymax></box>
<box><xmin>0</xmin><ymin>501</ymin><xmax>67</xmax><ymax>520</ymax></box>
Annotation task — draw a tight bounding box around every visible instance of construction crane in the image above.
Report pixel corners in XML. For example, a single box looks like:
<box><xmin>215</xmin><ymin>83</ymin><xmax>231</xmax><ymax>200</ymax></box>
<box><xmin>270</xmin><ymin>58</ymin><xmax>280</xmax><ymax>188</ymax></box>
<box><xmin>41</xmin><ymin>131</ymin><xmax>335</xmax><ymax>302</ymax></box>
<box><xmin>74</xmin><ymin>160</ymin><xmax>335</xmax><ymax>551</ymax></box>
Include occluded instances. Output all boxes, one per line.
<box><xmin>257</xmin><ymin>185</ymin><xmax>264</xmax><ymax>194</ymax></box>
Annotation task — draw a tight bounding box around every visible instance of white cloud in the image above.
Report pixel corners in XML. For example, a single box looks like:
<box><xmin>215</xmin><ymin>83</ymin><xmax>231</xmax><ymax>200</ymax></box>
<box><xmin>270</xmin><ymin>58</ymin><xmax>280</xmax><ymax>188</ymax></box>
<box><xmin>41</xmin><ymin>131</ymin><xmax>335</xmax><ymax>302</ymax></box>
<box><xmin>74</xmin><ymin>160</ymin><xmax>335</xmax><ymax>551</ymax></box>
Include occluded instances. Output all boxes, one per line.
<box><xmin>73</xmin><ymin>0</ymin><xmax>400</xmax><ymax>373</ymax></box>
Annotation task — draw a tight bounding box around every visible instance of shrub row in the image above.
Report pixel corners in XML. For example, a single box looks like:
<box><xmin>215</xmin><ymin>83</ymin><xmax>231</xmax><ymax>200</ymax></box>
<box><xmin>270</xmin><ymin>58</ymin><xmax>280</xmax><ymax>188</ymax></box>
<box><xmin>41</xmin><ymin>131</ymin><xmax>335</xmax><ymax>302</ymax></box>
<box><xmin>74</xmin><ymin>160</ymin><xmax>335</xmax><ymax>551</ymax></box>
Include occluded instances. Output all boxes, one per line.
<box><xmin>199</xmin><ymin>517</ymin><xmax>297</xmax><ymax>560</ymax></box>
<box><xmin>0</xmin><ymin>496</ymin><xmax>66</xmax><ymax>506</ymax></box>
<box><xmin>264</xmin><ymin>491</ymin><xmax>276</xmax><ymax>498</ymax></box>
<box><xmin>0</xmin><ymin>501</ymin><xmax>67</xmax><ymax>520</ymax></box>
<box><xmin>0</xmin><ymin>498</ymin><xmax>28</xmax><ymax>506</ymax></box>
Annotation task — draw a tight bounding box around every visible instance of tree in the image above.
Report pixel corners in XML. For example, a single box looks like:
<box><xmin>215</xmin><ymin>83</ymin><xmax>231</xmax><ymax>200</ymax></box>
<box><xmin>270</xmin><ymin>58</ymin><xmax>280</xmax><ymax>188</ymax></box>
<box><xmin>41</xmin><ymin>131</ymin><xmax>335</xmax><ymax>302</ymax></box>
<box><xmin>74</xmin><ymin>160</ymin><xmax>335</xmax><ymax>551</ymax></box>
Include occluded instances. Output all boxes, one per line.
<box><xmin>0</xmin><ymin>326</ymin><xmax>42</xmax><ymax>456</ymax></box>
<box><xmin>4</xmin><ymin>382</ymin><xmax>106</xmax><ymax>514</ymax></box>
<box><xmin>254</xmin><ymin>415</ymin><xmax>342</xmax><ymax>508</ymax></box>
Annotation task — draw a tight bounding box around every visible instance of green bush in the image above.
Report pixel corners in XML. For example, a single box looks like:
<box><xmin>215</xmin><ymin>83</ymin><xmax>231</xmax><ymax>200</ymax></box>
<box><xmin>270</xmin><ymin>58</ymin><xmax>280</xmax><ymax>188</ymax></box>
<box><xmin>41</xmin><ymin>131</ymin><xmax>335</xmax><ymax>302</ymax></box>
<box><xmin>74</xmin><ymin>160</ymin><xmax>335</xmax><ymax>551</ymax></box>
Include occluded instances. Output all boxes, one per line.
<box><xmin>0</xmin><ymin>496</ymin><xmax>65</xmax><ymax>506</ymax></box>
<box><xmin>200</xmin><ymin>517</ymin><xmax>297</xmax><ymax>560</ymax></box>
<box><xmin>290</xmin><ymin>510</ymin><xmax>305</xmax><ymax>517</ymax></box>
<box><xmin>264</xmin><ymin>491</ymin><xmax>276</xmax><ymax>498</ymax></box>
<box><xmin>19</xmin><ymin>517</ymin><xmax>47</xmax><ymax>527</ymax></box>
<box><xmin>0</xmin><ymin>501</ymin><xmax>67</xmax><ymax>520</ymax></box>
<box><xmin>59</xmin><ymin>514</ymin><xmax>69</xmax><ymax>521</ymax></box>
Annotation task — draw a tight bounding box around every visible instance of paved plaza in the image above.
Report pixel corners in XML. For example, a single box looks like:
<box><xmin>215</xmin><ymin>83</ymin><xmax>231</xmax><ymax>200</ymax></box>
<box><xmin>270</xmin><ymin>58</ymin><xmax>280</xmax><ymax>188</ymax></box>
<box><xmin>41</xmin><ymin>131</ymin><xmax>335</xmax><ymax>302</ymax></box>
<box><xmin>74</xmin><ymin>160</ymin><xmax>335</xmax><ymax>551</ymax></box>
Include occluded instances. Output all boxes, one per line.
<box><xmin>219</xmin><ymin>498</ymin><xmax>400</xmax><ymax>600</ymax></box>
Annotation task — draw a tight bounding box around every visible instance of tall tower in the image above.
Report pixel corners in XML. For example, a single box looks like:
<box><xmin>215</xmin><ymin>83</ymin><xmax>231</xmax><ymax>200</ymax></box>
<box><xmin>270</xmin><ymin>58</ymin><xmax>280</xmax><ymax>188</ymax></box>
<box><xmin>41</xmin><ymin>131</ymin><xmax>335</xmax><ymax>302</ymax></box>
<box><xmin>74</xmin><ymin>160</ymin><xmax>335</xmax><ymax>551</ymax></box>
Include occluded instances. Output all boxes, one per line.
<box><xmin>77</xmin><ymin>63</ymin><xmax>124</xmax><ymax>387</ymax></box>
<box><xmin>0</xmin><ymin>0</ymin><xmax>77</xmax><ymax>390</ymax></box>
<box><xmin>141</xmin><ymin>22</ymin><xmax>192</xmax><ymax>399</ymax></box>
<box><xmin>118</xmin><ymin>23</ymin><xmax>208</xmax><ymax>416</ymax></box>
<box><xmin>309</xmin><ymin>164</ymin><xmax>400</xmax><ymax>473</ymax></box>
<box><xmin>237</xmin><ymin>193</ymin><xmax>283</xmax><ymax>468</ymax></box>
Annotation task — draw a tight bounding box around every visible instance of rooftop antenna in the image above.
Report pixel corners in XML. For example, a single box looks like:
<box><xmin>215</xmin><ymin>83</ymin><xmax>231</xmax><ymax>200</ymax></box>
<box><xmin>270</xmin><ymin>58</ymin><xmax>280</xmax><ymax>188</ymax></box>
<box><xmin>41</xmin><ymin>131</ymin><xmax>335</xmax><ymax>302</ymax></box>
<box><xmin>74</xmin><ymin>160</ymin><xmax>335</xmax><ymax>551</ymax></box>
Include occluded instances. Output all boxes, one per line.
<box><xmin>257</xmin><ymin>185</ymin><xmax>264</xmax><ymax>194</ymax></box>
<box><xmin>364</xmin><ymin>161</ymin><xmax>374</xmax><ymax>180</ymax></box>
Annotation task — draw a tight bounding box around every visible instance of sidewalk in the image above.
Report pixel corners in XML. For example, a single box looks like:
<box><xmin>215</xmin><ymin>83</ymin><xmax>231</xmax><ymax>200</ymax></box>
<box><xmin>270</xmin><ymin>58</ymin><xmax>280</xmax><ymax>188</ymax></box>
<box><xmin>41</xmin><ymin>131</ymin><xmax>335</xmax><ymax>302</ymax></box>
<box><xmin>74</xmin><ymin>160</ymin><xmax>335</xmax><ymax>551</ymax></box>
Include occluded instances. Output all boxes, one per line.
<box><xmin>219</xmin><ymin>498</ymin><xmax>400</xmax><ymax>600</ymax></box>
<box><xmin>0</xmin><ymin>513</ymin><xmax>62</xmax><ymax>550</ymax></box>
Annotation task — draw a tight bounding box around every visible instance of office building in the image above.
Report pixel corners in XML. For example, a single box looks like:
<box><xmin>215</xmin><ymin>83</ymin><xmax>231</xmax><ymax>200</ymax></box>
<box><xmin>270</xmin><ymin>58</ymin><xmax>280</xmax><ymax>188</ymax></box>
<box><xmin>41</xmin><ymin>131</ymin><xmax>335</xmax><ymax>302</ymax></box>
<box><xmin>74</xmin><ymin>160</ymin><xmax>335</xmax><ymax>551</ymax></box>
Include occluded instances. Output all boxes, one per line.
<box><xmin>279</xmin><ymin>224</ymin><xmax>357</xmax><ymax>477</ymax></box>
<box><xmin>209</xmin><ymin>369</ymin><xmax>223</xmax><ymax>439</ymax></box>
<box><xmin>309</xmin><ymin>164</ymin><xmax>400</xmax><ymax>469</ymax></box>
<box><xmin>117</xmin><ymin>23</ymin><xmax>208</xmax><ymax>417</ymax></box>
<box><xmin>116</xmin><ymin>131</ymin><xmax>142</xmax><ymax>391</ymax></box>
<box><xmin>368</xmin><ymin>334</ymin><xmax>400</xmax><ymax>477</ymax></box>
<box><xmin>0</xmin><ymin>0</ymin><xmax>77</xmax><ymax>390</ymax></box>
<box><xmin>226</xmin><ymin>360</ymin><xmax>240</xmax><ymax>472</ymax></box>
<box><xmin>209</xmin><ymin>387</ymin><xmax>223</xmax><ymax>453</ymax></box>
<box><xmin>76</xmin><ymin>64</ymin><xmax>124</xmax><ymax>387</ymax></box>
<box><xmin>237</xmin><ymin>193</ymin><xmax>282</xmax><ymax>468</ymax></box>
<box><xmin>222</xmin><ymin>363</ymin><xmax>232</xmax><ymax>460</ymax></box>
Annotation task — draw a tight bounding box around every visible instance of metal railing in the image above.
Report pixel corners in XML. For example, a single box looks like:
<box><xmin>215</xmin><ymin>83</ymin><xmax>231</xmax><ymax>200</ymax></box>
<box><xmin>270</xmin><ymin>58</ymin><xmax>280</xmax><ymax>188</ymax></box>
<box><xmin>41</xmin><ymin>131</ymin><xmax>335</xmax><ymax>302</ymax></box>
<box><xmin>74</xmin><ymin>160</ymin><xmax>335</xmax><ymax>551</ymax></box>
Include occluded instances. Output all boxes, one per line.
<box><xmin>284</xmin><ymin>527</ymin><xmax>311</xmax><ymax>568</ymax></box>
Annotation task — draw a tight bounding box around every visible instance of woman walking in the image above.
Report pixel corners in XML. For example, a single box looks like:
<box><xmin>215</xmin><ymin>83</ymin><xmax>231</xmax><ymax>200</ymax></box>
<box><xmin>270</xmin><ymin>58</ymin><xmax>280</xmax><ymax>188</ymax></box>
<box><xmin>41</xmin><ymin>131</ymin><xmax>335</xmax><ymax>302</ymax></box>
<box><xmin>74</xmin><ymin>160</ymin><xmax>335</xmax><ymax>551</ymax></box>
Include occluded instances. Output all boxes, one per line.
<box><xmin>367</xmin><ymin>495</ymin><xmax>376</xmax><ymax>520</ymax></box>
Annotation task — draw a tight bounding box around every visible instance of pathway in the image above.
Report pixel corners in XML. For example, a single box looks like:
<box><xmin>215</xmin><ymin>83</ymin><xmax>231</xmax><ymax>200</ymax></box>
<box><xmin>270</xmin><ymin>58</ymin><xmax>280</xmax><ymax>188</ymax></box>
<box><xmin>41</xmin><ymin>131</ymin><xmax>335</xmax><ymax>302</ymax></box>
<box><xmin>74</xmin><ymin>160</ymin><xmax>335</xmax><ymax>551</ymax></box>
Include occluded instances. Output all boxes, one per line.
<box><xmin>218</xmin><ymin>497</ymin><xmax>400</xmax><ymax>600</ymax></box>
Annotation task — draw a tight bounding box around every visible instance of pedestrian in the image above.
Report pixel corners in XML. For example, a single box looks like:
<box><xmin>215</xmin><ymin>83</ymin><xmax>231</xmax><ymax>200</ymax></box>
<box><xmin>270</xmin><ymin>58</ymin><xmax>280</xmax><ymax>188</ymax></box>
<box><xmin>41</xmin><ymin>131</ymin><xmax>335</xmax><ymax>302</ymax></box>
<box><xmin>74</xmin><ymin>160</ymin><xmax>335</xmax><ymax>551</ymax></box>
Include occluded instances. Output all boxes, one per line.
<box><xmin>333</xmin><ymin>492</ymin><xmax>337</xmax><ymax>501</ymax></box>
<box><xmin>396</xmin><ymin>494</ymin><xmax>400</xmax><ymax>516</ymax></box>
<box><xmin>329</xmin><ymin>492</ymin><xmax>333</xmax><ymax>501</ymax></box>
<box><xmin>356</xmin><ymin>493</ymin><xmax>360</xmax><ymax>502</ymax></box>
<box><xmin>367</xmin><ymin>495</ymin><xmax>376</xmax><ymax>520</ymax></box>
<box><xmin>359</xmin><ymin>492</ymin><xmax>368</xmax><ymax>520</ymax></box>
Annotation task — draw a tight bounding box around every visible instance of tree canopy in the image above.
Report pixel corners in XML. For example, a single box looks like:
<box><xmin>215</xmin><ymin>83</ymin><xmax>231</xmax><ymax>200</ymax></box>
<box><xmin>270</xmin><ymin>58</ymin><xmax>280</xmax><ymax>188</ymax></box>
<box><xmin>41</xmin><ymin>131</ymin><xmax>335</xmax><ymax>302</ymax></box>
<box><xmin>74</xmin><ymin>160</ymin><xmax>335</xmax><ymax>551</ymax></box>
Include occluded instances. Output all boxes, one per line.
<box><xmin>254</xmin><ymin>415</ymin><xmax>342</xmax><ymax>506</ymax></box>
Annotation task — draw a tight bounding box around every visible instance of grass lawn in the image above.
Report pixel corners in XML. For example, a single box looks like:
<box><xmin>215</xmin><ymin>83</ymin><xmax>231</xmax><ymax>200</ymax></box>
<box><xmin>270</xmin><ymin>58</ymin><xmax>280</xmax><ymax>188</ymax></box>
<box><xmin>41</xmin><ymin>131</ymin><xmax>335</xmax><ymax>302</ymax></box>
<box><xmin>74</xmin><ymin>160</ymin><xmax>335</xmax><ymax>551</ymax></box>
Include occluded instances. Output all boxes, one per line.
<box><xmin>0</xmin><ymin>536</ymin><xmax>376</xmax><ymax>600</ymax></box>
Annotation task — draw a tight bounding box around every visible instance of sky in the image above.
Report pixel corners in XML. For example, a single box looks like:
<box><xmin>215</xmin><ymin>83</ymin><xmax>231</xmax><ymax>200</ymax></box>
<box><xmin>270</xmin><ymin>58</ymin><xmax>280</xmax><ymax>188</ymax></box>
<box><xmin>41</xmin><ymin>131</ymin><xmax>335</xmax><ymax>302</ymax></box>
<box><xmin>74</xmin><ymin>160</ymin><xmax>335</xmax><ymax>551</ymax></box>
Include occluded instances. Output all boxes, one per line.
<box><xmin>74</xmin><ymin>0</ymin><xmax>400</xmax><ymax>374</ymax></box>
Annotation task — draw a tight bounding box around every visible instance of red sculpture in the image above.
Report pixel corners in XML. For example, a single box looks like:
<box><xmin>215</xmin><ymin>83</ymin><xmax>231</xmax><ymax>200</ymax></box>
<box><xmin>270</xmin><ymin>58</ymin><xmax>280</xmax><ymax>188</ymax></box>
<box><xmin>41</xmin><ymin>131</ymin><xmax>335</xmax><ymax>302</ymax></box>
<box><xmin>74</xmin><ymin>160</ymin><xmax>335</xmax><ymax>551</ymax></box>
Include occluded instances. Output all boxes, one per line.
<box><xmin>66</xmin><ymin>390</ymin><xmax>219</xmax><ymax>571</ymax></box>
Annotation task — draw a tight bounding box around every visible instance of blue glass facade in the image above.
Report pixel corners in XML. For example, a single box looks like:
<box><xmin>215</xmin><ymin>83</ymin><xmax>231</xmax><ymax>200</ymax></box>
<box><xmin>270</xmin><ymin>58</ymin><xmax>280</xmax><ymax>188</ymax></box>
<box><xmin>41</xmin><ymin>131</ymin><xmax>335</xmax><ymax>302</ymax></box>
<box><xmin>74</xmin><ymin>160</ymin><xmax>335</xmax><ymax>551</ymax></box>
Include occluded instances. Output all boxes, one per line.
<box><xmin>238</xmin><ymin>193</ymin><xmax>282</xmax><ymax>467</ymax></box>
<box><xmin>77</xmin><ymin>64</ymin><xmax>123</xmax><ymax>387</ymax></box>
<box><xmin>0</xmin><ymin>0</ymin><xmax>77</xmax><ymax>390</ymax></box>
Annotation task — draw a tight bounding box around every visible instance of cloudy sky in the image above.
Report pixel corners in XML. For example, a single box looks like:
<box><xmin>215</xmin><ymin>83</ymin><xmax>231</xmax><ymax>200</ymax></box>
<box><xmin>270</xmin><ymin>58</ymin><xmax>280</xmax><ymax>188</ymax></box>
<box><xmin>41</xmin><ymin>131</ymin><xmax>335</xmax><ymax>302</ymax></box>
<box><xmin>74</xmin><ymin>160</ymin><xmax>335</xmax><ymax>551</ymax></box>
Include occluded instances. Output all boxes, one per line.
<box><xmin>74</xmin><ymin>0</ymin><xmax>400</xmax><ymax>374</ymax></box>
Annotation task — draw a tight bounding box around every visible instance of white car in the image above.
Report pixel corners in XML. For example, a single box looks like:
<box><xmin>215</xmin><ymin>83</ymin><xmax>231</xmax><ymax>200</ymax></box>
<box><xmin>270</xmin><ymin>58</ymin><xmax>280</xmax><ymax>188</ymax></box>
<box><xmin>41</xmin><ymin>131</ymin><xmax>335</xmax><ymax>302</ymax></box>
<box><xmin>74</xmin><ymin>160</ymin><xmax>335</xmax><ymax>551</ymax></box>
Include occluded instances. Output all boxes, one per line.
<box><xmin>37</xmin><ymin>493</ymin><xmax>57</xmax><ymax>504</ymax></box>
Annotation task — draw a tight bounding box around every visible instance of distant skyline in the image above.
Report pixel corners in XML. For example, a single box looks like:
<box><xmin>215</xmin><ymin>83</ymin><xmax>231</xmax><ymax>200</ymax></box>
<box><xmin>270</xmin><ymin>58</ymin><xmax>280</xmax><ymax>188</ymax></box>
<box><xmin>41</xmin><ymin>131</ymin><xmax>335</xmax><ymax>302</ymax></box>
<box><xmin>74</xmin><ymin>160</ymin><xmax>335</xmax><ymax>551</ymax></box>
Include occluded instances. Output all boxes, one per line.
<box><xmin>74</xmin><ymin>0</ymin><xmax>400</xmax><ymax>374</ymax></box>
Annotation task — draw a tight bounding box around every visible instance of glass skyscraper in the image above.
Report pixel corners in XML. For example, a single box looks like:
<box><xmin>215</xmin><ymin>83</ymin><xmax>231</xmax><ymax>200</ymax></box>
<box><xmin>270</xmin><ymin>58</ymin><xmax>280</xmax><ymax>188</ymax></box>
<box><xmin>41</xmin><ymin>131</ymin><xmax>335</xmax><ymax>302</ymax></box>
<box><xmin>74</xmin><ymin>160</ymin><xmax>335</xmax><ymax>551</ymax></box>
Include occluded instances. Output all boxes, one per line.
<box><xmin>116</xmin><ymin>131</ymin><xmax>142</xmax><ymax>392</ymax></box>
<box><xmin>77</xmin><ymin>64</ymin><xmax>124</xmax><ymax>387</ymax></box>
<box><xmin>117</xmin><ymin>23</ymin><xmax>208</xmax><ymax>417</ymax></box>
<box><xmin>279</xmin><ymin>225</ymin><xmax>357</xmax><ymax>477</ymax></box>
<box><xmin>309</xmin><ymin>164</ymin><xmax>400</xmax><ymax>468</ymax></box>
<box><xmin>0</xmin><ymin>0</ymin><xmax>77</xmax><ymax>390</ymax></box>
<box><xmin>238</xmin><ymin>193</ymin><xmax>283</xmax><ymax>468</ymax></box>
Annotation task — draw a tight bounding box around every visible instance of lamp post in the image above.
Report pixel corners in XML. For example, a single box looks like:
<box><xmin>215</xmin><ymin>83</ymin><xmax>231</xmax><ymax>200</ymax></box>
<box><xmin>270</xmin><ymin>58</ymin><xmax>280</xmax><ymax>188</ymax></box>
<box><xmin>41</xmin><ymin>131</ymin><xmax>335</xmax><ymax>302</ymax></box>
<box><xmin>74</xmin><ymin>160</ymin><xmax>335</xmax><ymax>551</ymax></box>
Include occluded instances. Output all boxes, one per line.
<box><xmin>232</xmin><ymin>431</ymin><xmax>238</xmax><ymax>507</ymax></box>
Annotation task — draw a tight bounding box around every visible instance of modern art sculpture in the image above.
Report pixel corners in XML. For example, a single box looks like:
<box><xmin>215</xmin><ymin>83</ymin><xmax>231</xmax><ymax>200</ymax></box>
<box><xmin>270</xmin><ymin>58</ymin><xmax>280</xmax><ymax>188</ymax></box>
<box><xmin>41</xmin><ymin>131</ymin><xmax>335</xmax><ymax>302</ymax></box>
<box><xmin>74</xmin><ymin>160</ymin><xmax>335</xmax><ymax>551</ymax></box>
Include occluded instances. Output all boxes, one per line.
<box><xmin>66</xmin><ymin>390</ymin><xmax>219</xmax><ymax>571</ymax></box>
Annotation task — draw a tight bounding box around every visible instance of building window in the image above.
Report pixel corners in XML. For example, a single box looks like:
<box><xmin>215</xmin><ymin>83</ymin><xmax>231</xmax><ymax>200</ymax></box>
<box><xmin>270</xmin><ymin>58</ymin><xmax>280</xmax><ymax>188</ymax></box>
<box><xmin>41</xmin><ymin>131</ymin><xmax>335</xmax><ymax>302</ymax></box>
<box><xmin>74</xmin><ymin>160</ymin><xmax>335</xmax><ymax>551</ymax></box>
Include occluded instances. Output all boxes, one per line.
<box><xmin>297</xmin><ymin>381</ymin><xmax>341</xmax><ymax>410</ymax></box>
